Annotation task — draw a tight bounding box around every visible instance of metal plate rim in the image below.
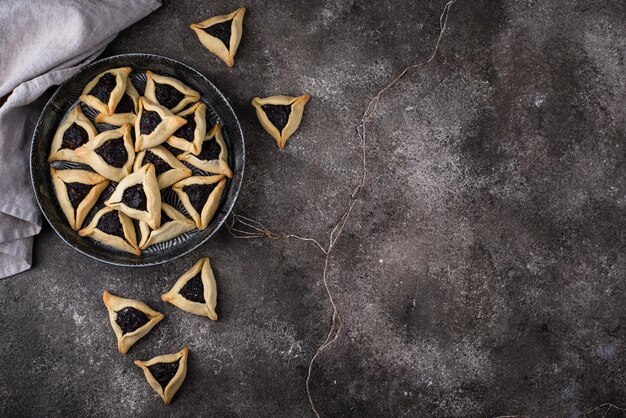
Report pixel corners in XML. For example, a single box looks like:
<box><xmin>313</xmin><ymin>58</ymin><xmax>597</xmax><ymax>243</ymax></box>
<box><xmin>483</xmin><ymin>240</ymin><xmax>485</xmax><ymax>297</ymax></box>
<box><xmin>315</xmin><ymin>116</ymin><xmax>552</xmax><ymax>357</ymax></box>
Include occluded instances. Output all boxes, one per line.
<box><xmin>30</xmin><ymin>53</ymin><xmax>245</xmax><ymax>267</ymax></box>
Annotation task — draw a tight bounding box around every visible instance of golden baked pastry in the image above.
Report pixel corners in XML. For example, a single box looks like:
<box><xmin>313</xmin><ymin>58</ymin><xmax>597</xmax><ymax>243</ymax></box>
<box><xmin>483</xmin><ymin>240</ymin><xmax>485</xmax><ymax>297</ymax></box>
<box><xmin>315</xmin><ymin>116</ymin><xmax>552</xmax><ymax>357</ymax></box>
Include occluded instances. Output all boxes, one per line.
<box><xmin>144</xmin><ymin>71</ymin><xmax>200</xmax><ymax>114</ymax></box>
<box><xmin>94</xmin><ymin>80</ymin><xmax>140</xmax><ymax>126</ymax></box>
<box><xmin>178</xmin><ymin>123</ymin><xmax>232</xmax><ymax>178</ymax></box>
<box><xmin>135</xmin><ymin>97</ymin><xmax>187</xmax><ymax>152</ymax></box>
<box><xmin>48</xmin><ymin>106</ymin><xmax>97</xmax><ymax>163</ymax></box>
<box><xmin>102</xmin><ymin>291</ymin><xmax>164</xmax><ymax>354</ymax></box>
<box><xmin>161</xmin><ymin>257</ymin><xmax>218</xmax><ymax>320</ymax></box>
<box><xmin>134</xmin><ymin>347</ymin><xmax>189</xmax><ymax>405</ymax></box>
<box><xmin>133</xmin><ymin>146</ymin><xmax>192</xmax><ymax>189</ymax></box>
<box><xmin>190</xmin><ymin>7</ymin><xmax>246</xmax><ymax>67</ymax></box>
<box><xmin>166</xmin><ymin>102</ymin><xmax>207</xmax><ymax>154</ymax></box>
<box><xmin>79</xmin><ymin>67</ymin><xmax>132</xmax><ymax>116</ymax></box>
<box><xmin>78</xmin><ymin>207</ymin><xmax>140</xmax><ymax>255</ymax></box>
<box><xmin>138</xmin><ymin>203</ymin><xmax>196</xmax><ymax>250</ymax></box>
<box><xmin>75</xmin><ymin>124</ymin><xmax>135</xmax><ymax>182</ymax></box>
<box><xmin>172</xmin><ymin>175</ymin><xmax>226</xmax><ymax>230</ymax></box>
<box><xmin>251</xmin><ymin>94</ymin><xmax>311</xmax><ymax>149</ymax></box>
<box><xmin>50</xmin><ymin>66</ymin><xmax>233</xmax><ymax>255</ymax></box>
<box><xmin>50</xmin><ymin>168</ymin><xmax>109</xmax><ymax>231</ymax></box>
<box><xmin>105</xmin><ymin>163</ymin><xmax>161</xmax><ymax>229</ymax></box>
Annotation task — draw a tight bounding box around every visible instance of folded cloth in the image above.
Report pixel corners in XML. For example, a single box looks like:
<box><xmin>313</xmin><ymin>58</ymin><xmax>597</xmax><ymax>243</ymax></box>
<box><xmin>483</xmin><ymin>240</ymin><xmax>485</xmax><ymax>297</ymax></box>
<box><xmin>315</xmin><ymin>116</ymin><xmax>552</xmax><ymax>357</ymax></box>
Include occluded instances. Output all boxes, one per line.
<box><xmin>0</xmin><ymin>0</ymin><xmax>161</xmax><ymax>278</ymax></box>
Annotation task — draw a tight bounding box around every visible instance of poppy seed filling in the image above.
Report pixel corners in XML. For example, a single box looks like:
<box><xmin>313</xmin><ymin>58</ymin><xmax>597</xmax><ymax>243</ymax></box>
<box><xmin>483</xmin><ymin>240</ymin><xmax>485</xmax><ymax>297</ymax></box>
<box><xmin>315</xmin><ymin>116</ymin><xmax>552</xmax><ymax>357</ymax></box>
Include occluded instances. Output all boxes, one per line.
<box><xmin>61</xmin><ymin>123</ymin><xmax>89</xmax><ymax>150</ymax></box>
<box><xmin>164</xmin><ymin>143</ymin><xmax>184</xmax><ymax>157</ymax></box>
<box><xmin>204</xmin><ymin>20</ymin><xmax>232</xmax><ymax>47</ymax></box>
<box><xmin>155</xmin><ymin>83</ymin><xmax>185</xmax><ymax>110</ymax></box>
<box><xmin>96</xmin><ymin>211</ymin><xmax>125</xmax><ymax>239</ymax></box>
<box><xmin>66</xmin><ymin>182</ymin><xmax>93</xmax><ymax>210</ymax></box>
<box><xmin>180</xmin><ymin>273</ymin><xmax>205</xmax><ymax>303</ymax></box>
<box><xmin>197</xmin><ymin>140</ymin><xmax>221</xmax><ymax>161</ymax></box>
<box><xmin>173</xmin><ymin>114</ymin><xmax>196</xmax><ymax>141</ymax></box>
<box><xmin>140</xmin><ymin>110</ymin><xmax>162</xmax><ymax>135</ymax></box>
<box><xmin>121</xmin><ymin>184</ymin><xmax>147</xmax><ymax>211</ymax></box>
<box><xmin>262</xmin><ymin>104</ymin><xmax>291</xmax><ymax>131</ymax></box>
<box><xmin>95</xmin><ymin>137</ymin><xmax>128</xmax><ymax>168</ymax></box>
<box><xmin>143</xmin><ymin>151</ymin><xmax>172</xmax><ymax>176</ymax></box>
<box><xmin>90</xmin><ymin>73</ymin><xmax>116</xmax><ymax>103</ymax></box>
<box><xmin>148</xmin><ymin>362</ymin><xmax>179</xmax><ymax>390</ymax></box>
<box><xmin>183</xmin><ymin>183</ymin><xmax>216</xmax><ymax>214</ymax></box>
<box><xmin>116</xmin><ymin>93</ymin><xmax>135</xmax><ymax>114</ymax></box>
<box><xmin>115</xmin><ymin>306</ymin><xmax>149</xmax><ymax>334</ymax></box>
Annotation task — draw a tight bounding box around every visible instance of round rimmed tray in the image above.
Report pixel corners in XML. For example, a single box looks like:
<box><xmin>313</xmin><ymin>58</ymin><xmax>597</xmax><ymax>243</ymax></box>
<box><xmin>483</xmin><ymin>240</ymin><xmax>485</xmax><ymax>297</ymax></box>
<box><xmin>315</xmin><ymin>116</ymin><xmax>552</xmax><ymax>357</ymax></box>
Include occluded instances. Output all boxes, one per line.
<box><xmin>30</xmin><ymin>53</ymin><xmax>244</xmax><ymax>267</ymax></box>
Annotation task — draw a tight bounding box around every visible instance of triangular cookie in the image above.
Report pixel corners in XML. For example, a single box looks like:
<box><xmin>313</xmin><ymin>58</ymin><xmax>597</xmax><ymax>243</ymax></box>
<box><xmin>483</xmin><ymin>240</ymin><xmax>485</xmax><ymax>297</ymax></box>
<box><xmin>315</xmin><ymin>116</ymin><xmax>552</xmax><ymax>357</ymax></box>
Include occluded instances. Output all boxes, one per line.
<box><xmin>172</xmin><ymin>175</ymin><xmax>226</xmax><ymax>230</ymax></box>
<box><xmin>138</xmin><ymin>203</ymin><xmax>196</xmax><ymax>250</ymax></box>
<box><xmin>144</xmin><ymin>71</ymin><xmax>200</xmax><ymax>114</ymax></box>
<box><xmin>190</xmin><ymin>7</ymin><xmax>246</xmax><ymax>67</ymax></box>
<box><xmin>135</xmin><ymin>97</ymin><xmax>187</xmax><ymax>152</ymax></box>
<box><xmin>75</xmin><ymin>124</ymin><xmax>135</xmax><ymax>182</ymax></box>
<box><xmin>161</xmin><ymin>257</ymin><xmax>218</xmax><ymax>320</ymax></box>
<box><xmin>79</xmin><ymin>67</ymin><xmax>132</xmax><ymax>116</ymax></box>
<box><xmin>50</xmin><ymin>168</ymin><xmax>109</xmax><ymax>230</ymax></box>
<box><xmin>178</xmin><ymin>123</ymin><xmax>232</xmax><ymax>177</ymax></box>
<box><xmin>78</xmin><ymin>207</ymin><xmax>140</xmax><ymax>255</ymax></box>
<box><xmin>134</xmin><ymin>347</ymin><xmax>189</xmax><ymax>405</ymax></box>
<box><xmin>102</xmin><ymin>291</ymin><xmax>164</xmax><ymax>354</ymax></box>
<box><xmin>133</xmin><ymin>146</ymin><xmax>192</xmax><ymax>189</ymax></box>
<box><xmin>251</xmin><ymin>93</ymin><xmax>311</xmax><ymax>149</ymax></box>
<box><xmin>48</xmin><ymin>106</ymin><xmax>98</xmax><ymax>163</ymax></box>
<box><xmin>95</xmin><ymin>79</ymin><xmax>140</xmax><ymax>126</ymax></box>
<box><xmin>166</xmin><ymin>102</ymin><xmax>207</xmax><ymax>154</ymax></box>
<box><xmin>105</xmin><ymin>163</ymin><xmax>162</xmax><ymax>229</ymax></box>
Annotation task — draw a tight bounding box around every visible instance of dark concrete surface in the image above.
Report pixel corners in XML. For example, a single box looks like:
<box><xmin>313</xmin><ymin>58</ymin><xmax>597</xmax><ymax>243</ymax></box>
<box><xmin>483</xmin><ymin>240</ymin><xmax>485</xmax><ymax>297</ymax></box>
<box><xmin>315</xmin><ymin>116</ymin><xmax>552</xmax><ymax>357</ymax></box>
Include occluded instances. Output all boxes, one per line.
<box><xmin>1</xmin><ymin>0</ymin><xmax>625</xmax><ymax>416</ymax></box>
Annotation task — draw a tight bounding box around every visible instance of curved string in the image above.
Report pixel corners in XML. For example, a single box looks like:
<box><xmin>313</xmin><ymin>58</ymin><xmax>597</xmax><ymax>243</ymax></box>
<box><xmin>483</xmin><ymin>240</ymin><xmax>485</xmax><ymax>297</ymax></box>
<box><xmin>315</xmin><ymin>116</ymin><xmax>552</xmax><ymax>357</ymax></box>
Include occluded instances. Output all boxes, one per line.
<box><xmin>228</xmin><ymin>1</ymin><xmax>457</xmax><ymax>416</ymax></box>
<box><xmin>582</xmin><ymin>403</ymin><xmax>626</xmax><ymax>417</ymax></box>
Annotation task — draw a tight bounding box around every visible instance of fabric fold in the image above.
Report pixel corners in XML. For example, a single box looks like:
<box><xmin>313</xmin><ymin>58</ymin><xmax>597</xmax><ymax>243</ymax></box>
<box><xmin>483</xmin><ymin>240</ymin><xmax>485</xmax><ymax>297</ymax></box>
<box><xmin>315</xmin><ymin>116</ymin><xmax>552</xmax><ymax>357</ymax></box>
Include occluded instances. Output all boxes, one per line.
<box><xmin>0</xmin><ymin>0</ymin><xmax>161</xmax><ymax>279</ymax></box>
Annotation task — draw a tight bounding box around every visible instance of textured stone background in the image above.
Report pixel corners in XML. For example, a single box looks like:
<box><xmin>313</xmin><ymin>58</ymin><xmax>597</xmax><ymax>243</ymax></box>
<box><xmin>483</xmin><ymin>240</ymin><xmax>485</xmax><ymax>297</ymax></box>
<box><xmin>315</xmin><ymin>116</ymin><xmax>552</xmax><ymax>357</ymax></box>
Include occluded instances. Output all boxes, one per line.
<box><xmin>1</xmin><ymin>0</ymin><xmax>625</xmax><ymax>416</ymax></box>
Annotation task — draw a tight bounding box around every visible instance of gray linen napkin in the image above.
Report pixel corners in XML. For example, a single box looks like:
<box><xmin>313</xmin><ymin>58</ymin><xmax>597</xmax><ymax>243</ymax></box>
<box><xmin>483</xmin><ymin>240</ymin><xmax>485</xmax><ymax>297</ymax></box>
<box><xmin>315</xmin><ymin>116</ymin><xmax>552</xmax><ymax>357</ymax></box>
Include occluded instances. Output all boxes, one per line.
<box><xmin>0</xmin><ymin>0</ymin><xmax>161</xmax><ymax>278</ymax></box>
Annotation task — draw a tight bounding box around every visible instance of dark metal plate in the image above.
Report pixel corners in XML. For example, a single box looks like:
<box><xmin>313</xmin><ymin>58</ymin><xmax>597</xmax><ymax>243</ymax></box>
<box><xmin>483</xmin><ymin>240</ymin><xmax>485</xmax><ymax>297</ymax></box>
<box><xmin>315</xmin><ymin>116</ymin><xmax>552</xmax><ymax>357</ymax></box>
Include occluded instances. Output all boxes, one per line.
<box><xmin>30</xmin><ymin>54</ymin><xmax>244</xmax><ymax>266</ymax></box>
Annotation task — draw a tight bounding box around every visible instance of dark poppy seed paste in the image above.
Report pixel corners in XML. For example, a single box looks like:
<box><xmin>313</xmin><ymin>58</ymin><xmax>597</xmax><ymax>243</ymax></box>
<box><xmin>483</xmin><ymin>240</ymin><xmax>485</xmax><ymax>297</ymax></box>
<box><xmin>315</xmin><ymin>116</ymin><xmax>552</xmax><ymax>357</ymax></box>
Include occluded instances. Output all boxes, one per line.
<box><xmin>183</xmin><ymin>183</ymin><xmax>216</xmax><ymax>214</ymax></box>
<box><xmin>66</xmin><ymin>183</ymin><xmax>93</xmax><ymax>209</ymax></box>
<box><xmin>140</xmin><ymin>110</ymin><xmax>162</xmax><ymax>135</ymax></box>
<box><xmin>95</xmin><ymin>138</ymin><xmax>128</xmax><ymax>168</ymax></box>
<box><xmin>121</xmin><ymin>184</ymin><xmax>147</xmax><ymax>211</ymax></box>
<box><xmin>180</xmin><ymin>273</ymin><xmax>205</xmax><ymax>303</ymax></box>
<box><xmin>147</xmin><ymin>362</ymin><xmax>179</xmax><ymax>389</ymax></box>
<box><xmin>155</xmin><ymin>83</ymin><xmax>185</xmax><ymax>110</ymax></box>
<box><xmin>115</xmin><ymin>307</ymin><xmax>149</xmax><ymax>334</ymax></box>
<box><xmin>197</xmin><ymin>140</ymin><xmax>221</xmax><ymax>161</ymax></box>
<box><xmin>90</xmin><ymin>73</ymin><xmax>116</xmax><ymax>103</ymax></box>
<box><xmin>143</xmin><ymin>151</ymin><xmax>171</xmax><ymax>176</ymax></box>
<box><xmin>116</xmin><ymin>94</ymin><xmax>135</xmax><ymax>114</ymax></box>
<box><xmin>203</xmin><ymin>20</ymin><xmax>231</xmax><ymax>47</ymax></box>
<box><xmin>173</xmin><ymin>114</ymin><xmax>196</xmax><ymax>141</ymax></box>
<box><xmin>61</xmin><ymin>123</ymin><xmax>89</xmax><ymax>150</ymax></box>
<box><xmin>261</xmin><ymin>104</ymin><xmax>291</xmax><ymax>131</ymax></box>
<box><xmin>97</xmin><ymin>211</ymin><xmax>125</xmax><ymax>239</ymax></box>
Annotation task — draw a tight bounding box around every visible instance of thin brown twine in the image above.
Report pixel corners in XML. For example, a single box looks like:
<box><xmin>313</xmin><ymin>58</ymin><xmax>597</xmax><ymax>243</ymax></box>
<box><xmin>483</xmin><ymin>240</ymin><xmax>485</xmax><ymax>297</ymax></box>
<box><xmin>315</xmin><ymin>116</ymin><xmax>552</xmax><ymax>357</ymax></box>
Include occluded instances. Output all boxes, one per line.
<box><xmin>228</xmin><ymin>4</ymin><xmax>626</xmax><ymax>417</ymax></box>
<box><xmin>493</xmin><ymin>416</ymin><xmax>530</xmax><ymax>418</ymax></box>
<box><xmin>227</xmin><ymin>1</ymin><xmax>456</xmax><ymax>416</ymax></box>
<box><xmin>494</xmin><ymin>403</ymin><xmax>626</xmax><ymax>418</ymax></box>
<box><xmin>582</xmin><ymin>403</ymin><xmax>626</xmax><ymax>417</ymax></box>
